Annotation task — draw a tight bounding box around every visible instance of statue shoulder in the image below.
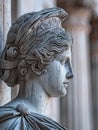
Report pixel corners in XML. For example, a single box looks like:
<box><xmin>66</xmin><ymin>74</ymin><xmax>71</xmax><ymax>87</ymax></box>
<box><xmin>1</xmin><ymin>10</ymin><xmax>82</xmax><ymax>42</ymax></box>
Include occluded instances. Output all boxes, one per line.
<box><xmin>0</xmin><ymin>105</ymin><xmax>68</xmax><ymax>130</ymax></box>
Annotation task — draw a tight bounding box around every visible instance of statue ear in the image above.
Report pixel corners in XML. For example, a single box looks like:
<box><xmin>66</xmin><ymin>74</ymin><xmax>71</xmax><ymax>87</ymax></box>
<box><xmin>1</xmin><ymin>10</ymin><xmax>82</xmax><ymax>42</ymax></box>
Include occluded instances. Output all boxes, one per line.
<box><xmin>31</xmin><ymin>63</ymin><xmax>42</xmax><ymax>76</ymax></box>
<box><xmin>18</xmin><ymin>60</ymin><xmax>28</xmax><ymax>77</ymax></box>
<box><xmin>31</xmin><ymin>61</ymin><xmax>47</xmax><ymax>76</ymax></box>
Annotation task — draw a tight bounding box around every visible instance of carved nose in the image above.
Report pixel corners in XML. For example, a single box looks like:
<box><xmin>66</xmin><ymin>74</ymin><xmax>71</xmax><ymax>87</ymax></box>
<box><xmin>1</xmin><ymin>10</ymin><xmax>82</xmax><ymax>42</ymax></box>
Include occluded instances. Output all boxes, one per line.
<box><xmin>66</xmin><ymin>71</ymin><xmax>74</xmax><ymax>79</ymax></box>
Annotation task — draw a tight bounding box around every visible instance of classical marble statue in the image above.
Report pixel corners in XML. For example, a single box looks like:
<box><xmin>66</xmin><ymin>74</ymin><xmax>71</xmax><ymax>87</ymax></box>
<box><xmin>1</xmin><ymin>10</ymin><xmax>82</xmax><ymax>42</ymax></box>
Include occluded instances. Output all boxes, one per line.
<box><xmin>0</xmin><ymin>7</ymin><xmax>74</xmax><ymax>130</ymax></box>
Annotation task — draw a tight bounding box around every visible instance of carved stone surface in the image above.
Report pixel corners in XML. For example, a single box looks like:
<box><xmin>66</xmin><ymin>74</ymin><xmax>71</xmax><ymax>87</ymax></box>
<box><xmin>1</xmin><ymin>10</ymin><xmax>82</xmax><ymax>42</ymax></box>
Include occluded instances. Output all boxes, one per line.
<box><xmin>0</xmin><ymin>7</ymin><xmax>73</xmax><ymax>130</ymax></box>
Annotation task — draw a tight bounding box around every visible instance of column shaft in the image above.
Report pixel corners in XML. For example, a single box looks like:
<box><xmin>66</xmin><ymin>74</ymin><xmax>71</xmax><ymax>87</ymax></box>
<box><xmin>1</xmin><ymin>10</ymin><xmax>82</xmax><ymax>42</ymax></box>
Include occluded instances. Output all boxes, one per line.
<box><xmin>90</xmin><ymin>16</ymin><xmax>98</xmax><ymax>130</ymax></box>
<box><xmin>0</xmin><ymin>0</ymin><xmax>11</xmax><ymax>106</ymax></box>
<box><xmin>61</xmin><ymin>8</ymin><xmax>93</xmax><ymax>130</ymax></box>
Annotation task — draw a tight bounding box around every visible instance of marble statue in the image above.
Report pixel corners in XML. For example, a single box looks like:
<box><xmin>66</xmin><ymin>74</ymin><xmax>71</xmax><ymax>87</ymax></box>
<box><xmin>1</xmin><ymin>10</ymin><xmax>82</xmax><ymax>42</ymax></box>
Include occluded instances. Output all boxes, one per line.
<box><xmin>0</xmin><ymin>7</ymin><xmax>74</xmax><ymax>130</ymax></box>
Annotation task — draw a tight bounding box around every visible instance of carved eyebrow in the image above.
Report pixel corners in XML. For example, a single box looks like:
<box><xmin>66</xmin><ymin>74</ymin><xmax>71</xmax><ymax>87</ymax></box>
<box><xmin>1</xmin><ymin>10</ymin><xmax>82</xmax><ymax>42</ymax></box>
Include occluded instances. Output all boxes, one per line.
<box><xmin>57</xmin><ymin>54</ymin><xmax>68</xmax><ymax>61</ymax></box>
<box><xmin>61</xmin><ymin>55</ymin><xmax>69</xmax><ymax>60</ymax></box>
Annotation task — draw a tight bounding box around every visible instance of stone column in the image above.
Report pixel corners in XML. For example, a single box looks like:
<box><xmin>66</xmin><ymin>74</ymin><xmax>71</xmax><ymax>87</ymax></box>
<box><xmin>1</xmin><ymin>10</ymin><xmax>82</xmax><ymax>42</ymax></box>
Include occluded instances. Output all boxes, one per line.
<box><xmin>0</xmin><ymin>0</ymin><xmax>11</xmax><ymax>106</ymax></box>
<box><xmin>17</xmin><ymin>0</ymin><xmax>56</xmax><ymax>17</ymax></box>
<box><xmin>91</xmin><ymin>0</ymin><xmax>98</xmax><ymax>16</ymax></box>
<box><xmin>60</xmin><ymin>8</ymin><xmax>93</xmax><ymax>130</ymax></box>
<box><xmin>90</xmin><ymin>16</ymin><xmax>98</xmax><ymax>130</ymax></box>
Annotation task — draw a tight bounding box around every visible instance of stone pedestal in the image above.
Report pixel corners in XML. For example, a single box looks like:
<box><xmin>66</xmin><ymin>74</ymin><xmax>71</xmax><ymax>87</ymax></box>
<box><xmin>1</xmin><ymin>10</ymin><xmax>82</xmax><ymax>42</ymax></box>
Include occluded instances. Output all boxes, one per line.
<box><xmin>0</xmin><ymin>0</ymin><xmax>11</xmax><ymax>106</ymax></box>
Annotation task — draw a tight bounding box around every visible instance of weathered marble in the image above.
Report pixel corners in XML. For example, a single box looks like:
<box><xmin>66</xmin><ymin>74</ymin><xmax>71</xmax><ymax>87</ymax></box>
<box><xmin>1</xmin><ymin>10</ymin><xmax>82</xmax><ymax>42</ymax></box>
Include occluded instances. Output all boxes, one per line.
<box><xmin>0</xmin><ymin>7</ymin><xmax>73</xmax><ymax>130</ymax></box>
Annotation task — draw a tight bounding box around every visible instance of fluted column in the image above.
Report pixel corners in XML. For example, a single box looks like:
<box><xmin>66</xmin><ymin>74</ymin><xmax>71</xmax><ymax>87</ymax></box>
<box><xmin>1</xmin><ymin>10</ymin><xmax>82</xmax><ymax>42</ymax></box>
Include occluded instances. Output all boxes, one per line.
<box><xmin>91</xmin><ymin>0</ymin><xmax>98</xmax><ymax>16</ymax></box>
<box><xmin>0</xmin><ymin>0</ymin><xmax>11</xmax><ymax>106</ymax></box>
<box><xmin>90</xmin><ymin>16</ymin><xmax>98</xmax><ymax>130</ymax></box>
<box><xmin>68</xmin><ymin>8</ymin><xmax>93</xmax><ymax>130</ymax></box>
<box><xmin>61</xmin><ymin>8</ymin><xmax>93</xmax><ymax>130</ymax></box>
<box><xmin>17</xmin><ymin>0</ymin><xmax>56</xmax><ymax>17</ymax></box>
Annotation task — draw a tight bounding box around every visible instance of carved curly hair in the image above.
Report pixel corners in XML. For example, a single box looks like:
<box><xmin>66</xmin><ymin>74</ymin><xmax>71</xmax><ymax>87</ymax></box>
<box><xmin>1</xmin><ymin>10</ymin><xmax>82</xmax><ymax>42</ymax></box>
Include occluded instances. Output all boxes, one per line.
<box><xmin>0</xmin><ymin>7</ymin><xmax>72</xmax><ymax>87</ymax></box>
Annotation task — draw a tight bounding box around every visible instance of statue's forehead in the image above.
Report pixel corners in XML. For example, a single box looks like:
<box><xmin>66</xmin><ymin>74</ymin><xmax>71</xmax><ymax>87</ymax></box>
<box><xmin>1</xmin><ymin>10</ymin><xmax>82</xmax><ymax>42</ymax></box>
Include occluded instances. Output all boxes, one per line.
<box><xmin>55</xmin><ymin>47</ymin><xmax>71</xmax><ymax>61</ymax></box>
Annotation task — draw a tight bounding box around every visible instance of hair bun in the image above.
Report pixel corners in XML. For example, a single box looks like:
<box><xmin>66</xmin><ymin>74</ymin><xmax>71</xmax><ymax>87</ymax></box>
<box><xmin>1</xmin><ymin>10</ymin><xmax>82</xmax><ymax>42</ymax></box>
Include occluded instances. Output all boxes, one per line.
<box><xmin>6</xmin><ymin>45</ymin><xmax>19</xmax><ymax>59</ymax></box>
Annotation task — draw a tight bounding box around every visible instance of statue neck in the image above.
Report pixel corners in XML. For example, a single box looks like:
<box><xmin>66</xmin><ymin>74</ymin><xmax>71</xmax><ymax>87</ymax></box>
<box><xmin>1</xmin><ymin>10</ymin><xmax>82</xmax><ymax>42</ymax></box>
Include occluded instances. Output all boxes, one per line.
<box><xmin>17</xmin><ymin>79</ymin><xmax>50</xmax><ymax>114</ymax></box>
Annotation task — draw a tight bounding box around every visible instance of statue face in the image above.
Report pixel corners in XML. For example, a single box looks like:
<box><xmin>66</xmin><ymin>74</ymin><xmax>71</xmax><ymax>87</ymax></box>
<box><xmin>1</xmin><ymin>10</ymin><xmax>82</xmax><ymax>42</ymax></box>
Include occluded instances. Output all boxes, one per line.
<box><xmin>39</xmin><ymin>47</ymin><xmax>74</xmax><ymax>97</ymax></box>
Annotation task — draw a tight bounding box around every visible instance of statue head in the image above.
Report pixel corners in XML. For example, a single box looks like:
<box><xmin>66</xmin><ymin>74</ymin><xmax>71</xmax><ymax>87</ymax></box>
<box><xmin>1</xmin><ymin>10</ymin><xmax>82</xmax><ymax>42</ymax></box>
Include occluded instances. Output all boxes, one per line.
<box><xmin>0</xmin><ymin>7</ymin><xmax>73</xmax><ymax>96</ymax></box>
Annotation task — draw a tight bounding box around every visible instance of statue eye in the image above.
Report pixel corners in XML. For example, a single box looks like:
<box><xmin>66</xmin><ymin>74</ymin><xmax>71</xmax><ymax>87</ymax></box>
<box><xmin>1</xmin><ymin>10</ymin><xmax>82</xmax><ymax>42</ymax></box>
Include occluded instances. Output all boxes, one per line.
<box><xmin>60</xmin><ymin>59</ymin><xmax>67</xmax><ymax>65</ymax></box>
